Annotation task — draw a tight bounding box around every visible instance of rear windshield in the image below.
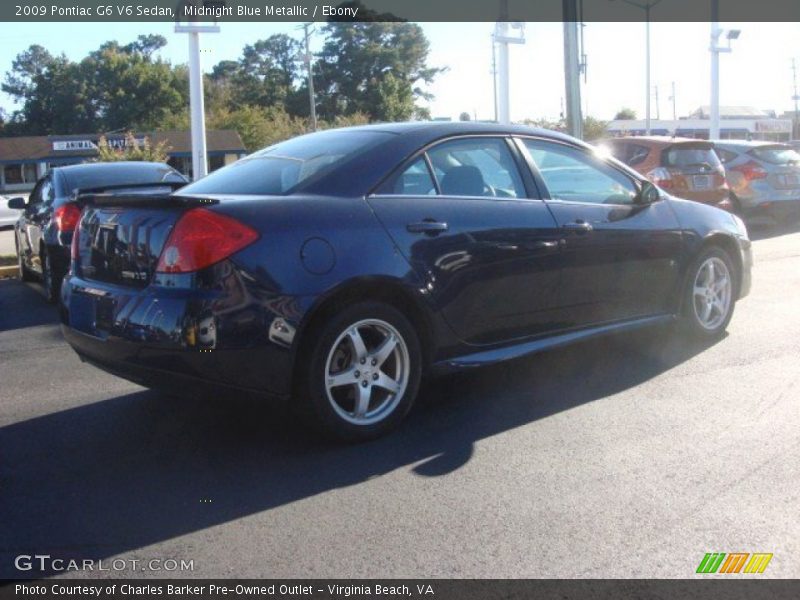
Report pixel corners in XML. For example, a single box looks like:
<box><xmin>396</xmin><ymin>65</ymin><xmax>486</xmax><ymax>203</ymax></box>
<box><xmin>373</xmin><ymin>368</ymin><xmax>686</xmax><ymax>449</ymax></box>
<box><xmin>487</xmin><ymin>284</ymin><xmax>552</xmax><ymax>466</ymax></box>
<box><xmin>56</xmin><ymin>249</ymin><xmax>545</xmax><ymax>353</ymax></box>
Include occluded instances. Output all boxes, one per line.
<box><xmin>749</xmin><ymin>146</ymin><xmax>800</xmax><ymax>165</ymax></box>
<box><xmin>662</xmin><ymin>145</ymin><xmax>721</xmax><ymax>169</ymax></box>
<box><xmin>179</xmin><ymin>130</ymin><xmax>394</xmax><ymax>195</ymax></box>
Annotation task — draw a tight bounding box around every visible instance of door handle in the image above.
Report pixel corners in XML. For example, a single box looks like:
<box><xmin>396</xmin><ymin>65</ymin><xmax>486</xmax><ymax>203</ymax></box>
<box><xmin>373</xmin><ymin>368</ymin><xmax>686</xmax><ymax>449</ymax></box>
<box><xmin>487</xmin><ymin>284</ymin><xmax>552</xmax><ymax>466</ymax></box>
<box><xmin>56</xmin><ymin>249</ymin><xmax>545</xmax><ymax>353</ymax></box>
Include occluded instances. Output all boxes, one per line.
<box><xmin>562</xmin><ymin>220</ymin><xmax>593</xmax><ymax>233</ymax></box>
<box><xmin>407</xmin><ymin>220</ymin><xmax>448</xmax><ymax>235</ymax></box>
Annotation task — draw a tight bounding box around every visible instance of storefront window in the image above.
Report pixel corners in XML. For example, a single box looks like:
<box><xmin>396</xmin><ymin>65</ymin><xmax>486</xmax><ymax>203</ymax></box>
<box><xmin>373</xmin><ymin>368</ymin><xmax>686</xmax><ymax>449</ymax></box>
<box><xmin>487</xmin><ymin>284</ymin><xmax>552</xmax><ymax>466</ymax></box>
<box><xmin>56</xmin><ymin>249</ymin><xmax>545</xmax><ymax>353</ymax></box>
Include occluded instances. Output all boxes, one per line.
<box><xmin>3</xmin><ymin>163</ymin><xmax>38</xmax><ymax>184</ymax></box>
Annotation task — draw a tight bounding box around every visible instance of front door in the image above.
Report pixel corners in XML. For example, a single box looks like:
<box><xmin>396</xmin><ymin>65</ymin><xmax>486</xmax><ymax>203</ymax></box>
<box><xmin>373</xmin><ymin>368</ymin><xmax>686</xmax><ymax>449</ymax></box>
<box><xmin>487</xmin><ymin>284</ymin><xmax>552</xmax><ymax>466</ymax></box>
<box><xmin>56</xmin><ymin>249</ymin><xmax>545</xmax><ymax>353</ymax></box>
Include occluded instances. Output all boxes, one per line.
<box><xmin>519</xmin><ymin>137</ymin><xmax>683</xmax><ymax>327</ymax></box>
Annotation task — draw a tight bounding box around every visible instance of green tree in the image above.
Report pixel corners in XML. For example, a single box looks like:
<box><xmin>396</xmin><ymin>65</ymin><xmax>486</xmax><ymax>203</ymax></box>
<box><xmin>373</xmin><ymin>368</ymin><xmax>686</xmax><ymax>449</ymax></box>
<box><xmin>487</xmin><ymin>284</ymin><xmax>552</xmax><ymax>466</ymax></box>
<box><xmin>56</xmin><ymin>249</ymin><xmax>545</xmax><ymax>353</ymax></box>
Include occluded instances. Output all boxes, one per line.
<box><xmin>96</xmin><ymin>132</ymin><xmax>171</xmax><ymax>162</ymax></box>
<box><xmin>614</xmin><ymin>107</ymin><xmax>637</xmax><ymax>120</ymax></box>
<box><xmin>2</xmin><ymin>38</ymin><xmax>186</xmax><ymax>135</ymax></box>
<box><xmin>459</xmin><ymin>112</ymin><xmax>472</xmax><ymax>121</ymax></box>
<box><xmin>582</xmin><ymin>116</ymin><xmax>608</xmax><ymax>141</ymax></box>
<box><xmin>315</xmin><ymin>20</ymin><xmax>444</xmax><ymax>121</ymax></box>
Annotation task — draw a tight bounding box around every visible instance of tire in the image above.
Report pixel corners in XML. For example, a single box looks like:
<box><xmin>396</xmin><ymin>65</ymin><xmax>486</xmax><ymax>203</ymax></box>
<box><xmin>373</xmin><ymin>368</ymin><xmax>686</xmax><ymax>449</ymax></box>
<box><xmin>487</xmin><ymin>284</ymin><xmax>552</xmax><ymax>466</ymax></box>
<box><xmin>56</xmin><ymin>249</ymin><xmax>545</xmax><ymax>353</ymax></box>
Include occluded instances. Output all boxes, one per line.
<box><xmin>679</xmin><ymin>245</ymin><xmax>737</xmax><ymax>339</ymax></box>
<box><xmin>729</xmin><ymin>193</ymin><xmax>743</xmax><ymax>217</ymax></box>
<box><xmin>298</xmin><ymin>301</ymin><xmax>422</xmax><ymax>442</ymax></box>
<box><xmin>15</xmin><ymin>236</ymin><xmax>34</xmax><ymax>282</ymax></box>
<box><xmin>41</xmin><ymin>247</ymin><xmax>62</xmax><ymax>304</ymax></box>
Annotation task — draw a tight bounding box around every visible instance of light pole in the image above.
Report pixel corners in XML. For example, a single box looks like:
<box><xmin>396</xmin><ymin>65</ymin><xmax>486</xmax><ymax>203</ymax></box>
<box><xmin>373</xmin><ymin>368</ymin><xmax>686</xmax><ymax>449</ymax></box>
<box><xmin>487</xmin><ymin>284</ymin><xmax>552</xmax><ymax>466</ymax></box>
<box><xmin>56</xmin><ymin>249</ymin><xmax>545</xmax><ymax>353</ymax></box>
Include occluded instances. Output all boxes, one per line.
<box><xmin>298</xmin><ymin>23</ymin><xmax>318</xmax><ymax>131</ymax></box>
<box><xmin>175</xmin><ymin>3</ymin><xmax>220</xmax><ymax>181</ymax></box>
<box><xmin>614</xmin><ymin>0</ymin><xmax>662</xmax><ymax>135</ymax></box>
<box><xmin>493</xmin><ymin>0</ymin><xmax>525</xmax><ymax>125</ymax></box>
<box><xmin>709</xmin><ymin>5</ymin><xmax>740</xmax><ymax>140</ymax></box>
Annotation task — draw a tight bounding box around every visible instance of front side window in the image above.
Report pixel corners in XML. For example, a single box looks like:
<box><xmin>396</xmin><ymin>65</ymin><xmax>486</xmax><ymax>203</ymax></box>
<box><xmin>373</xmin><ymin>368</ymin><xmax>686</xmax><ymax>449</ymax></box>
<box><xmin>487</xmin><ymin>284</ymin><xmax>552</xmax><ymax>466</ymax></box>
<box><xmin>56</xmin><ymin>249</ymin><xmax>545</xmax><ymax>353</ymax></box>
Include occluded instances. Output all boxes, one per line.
<box><xmin>426</xmin><ymin>137</ymin><xmax>526</xmax><ymax>198</ymax></box>
<box><xmin>522</xmin><ymin>139</ymin><xmax>638</xmax><ymax>205</ymax></box>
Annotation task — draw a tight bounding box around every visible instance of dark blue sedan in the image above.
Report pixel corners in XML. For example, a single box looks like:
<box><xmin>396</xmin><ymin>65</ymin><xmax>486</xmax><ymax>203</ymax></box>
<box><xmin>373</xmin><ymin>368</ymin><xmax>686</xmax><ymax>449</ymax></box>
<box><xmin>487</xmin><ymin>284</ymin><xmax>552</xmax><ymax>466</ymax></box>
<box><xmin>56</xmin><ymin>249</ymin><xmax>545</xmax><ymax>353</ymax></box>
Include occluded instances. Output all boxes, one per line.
<box><xmin>60</xmin><ymin>123</ymin><xmax>752</xmax><ymax>440</ymax></box>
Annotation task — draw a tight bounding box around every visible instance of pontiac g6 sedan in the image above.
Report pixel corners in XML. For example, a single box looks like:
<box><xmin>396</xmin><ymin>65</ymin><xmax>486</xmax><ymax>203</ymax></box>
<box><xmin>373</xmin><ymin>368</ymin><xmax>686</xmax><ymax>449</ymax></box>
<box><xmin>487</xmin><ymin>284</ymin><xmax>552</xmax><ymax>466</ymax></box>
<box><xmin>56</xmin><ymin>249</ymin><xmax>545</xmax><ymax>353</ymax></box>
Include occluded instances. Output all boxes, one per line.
<box><xmin>60</xmin><ymin>123</ymin><xmax>752</xmax><ymax>440</ymax></box>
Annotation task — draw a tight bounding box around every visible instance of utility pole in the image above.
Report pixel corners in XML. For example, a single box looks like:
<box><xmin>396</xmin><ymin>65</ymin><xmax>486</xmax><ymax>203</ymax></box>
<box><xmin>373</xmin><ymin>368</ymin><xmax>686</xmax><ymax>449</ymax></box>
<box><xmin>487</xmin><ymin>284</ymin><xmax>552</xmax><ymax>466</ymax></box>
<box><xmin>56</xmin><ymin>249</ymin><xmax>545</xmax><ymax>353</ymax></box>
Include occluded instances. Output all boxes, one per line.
<box><xmin>669</xmin><ymin>81</ymin><xmax>677</xmax><ymax>120</ymax></box>
<box><xmin>792</xmin><ymin>58</ymin><xmax>799</xmax><ymax>140</ymax></box>
<box><xmin>175</xmin><ymin>16</ymin><xmax>220</xmax><ymax>181</ymax></box>
<box><xmin>301</xmin><ymin>23</ymin><xmax>317</xmax><ymax>131</ymax></box>
<box><xmin>654</xmin><ymin>84</ymin><xmax>660</xmax><ymax>120</ymax></box>
<box><xmin>563</xmin><ymin>0</ymin><xmax>583</xmax><ymax>138</ymax></box>
<box><xmin>491</xmin><ymin>35</ymin><xmax>498</xmax><ymax>122</ymax></box>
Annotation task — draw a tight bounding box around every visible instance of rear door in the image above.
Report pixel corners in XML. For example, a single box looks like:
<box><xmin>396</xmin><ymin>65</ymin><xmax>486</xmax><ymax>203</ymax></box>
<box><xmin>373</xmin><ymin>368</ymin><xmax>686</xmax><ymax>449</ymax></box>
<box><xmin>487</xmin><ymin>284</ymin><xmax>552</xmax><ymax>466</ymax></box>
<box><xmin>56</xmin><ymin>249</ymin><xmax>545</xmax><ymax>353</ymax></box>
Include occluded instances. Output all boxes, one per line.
<box><xmin>368</xmin><ymin>136</ymin><xmax>563</xmax><ymax>346</ymax></box>
<box><xmin>519</xmin><ymin>137</ymin><xmax>683</xmax><ymax>327</ymax></box>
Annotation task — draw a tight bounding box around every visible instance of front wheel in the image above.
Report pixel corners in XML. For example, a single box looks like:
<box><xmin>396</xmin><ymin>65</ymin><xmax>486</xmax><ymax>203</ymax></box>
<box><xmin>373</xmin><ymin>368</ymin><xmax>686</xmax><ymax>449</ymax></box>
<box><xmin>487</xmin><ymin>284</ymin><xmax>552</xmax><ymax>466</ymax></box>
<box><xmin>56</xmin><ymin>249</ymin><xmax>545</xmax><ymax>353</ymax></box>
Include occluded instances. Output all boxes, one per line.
<box><xmin>300</xmin><ymin>302</ymin><xmax>422</xmax><ymax>441</ymax></box>
<box><xmin>680</xmin><ymin>246</ymin><xmax>737</xmax><ymax>339</ymax></box>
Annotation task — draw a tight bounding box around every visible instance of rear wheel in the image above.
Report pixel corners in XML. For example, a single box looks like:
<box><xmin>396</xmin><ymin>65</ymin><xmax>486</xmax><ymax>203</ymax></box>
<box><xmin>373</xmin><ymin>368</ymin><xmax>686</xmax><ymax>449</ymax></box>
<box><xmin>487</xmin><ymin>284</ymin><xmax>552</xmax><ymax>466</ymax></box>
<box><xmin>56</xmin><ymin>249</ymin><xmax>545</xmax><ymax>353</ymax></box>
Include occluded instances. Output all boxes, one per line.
<box><xmin>680</xmin><ymin>246</ymin><xmax>736</xmax><ymax>339</ymax></box>
<box><xmin>41</xmin><ymin>248</ymin><xmax>62</xmax><ymax>304</ymax></box>
<box><xmin>299</xmin><ymin>302</ymin><xmax>422</xmax><ymax>441</ymax></box>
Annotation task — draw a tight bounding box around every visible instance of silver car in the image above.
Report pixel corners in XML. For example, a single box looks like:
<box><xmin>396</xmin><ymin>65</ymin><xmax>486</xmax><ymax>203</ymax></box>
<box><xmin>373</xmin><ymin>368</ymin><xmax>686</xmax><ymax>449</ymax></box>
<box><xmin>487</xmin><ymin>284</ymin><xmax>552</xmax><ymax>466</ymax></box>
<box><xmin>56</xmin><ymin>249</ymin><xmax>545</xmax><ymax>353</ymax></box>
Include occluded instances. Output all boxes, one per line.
<box><xmin>0</xmin><ymin>195</ymin><xmax>25</xmax><ymax>229</ymax></box>
<box><xmin>713</xmin><ymin>141</ymin><xmax>800</xmax><ymax>223</ymax></box>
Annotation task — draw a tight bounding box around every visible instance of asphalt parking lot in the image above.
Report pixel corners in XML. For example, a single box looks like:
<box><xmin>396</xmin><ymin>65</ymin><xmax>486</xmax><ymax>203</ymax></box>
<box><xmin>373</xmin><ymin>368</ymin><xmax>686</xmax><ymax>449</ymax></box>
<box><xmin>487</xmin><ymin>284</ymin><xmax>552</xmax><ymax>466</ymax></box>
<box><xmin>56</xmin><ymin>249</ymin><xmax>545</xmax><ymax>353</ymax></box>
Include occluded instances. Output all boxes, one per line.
<box><xmin>0</xmin><ymin>224</ymin><xmax>798</xmax><ymax>580</ymax></box>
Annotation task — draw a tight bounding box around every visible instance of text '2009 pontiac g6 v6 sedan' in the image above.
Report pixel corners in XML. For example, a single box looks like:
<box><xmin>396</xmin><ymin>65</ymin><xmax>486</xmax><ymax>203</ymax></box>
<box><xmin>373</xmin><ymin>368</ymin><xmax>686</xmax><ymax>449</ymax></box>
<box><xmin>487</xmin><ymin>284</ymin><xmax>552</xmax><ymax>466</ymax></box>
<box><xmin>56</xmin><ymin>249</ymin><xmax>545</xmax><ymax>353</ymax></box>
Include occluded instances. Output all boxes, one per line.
<box><xmin>60</xmin><ymin>123</ymin><xmax>752</xmax><ymax>440</ymax></box>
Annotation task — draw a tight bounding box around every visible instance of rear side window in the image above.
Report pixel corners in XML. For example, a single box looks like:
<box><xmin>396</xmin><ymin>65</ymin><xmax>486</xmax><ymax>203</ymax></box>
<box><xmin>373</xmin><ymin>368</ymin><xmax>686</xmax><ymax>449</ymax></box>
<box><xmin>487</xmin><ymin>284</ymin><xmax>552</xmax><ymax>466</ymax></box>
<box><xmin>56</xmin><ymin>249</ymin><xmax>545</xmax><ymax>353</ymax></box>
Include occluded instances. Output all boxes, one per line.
<box><xmin>749</xmin><ymin>146</ymin><xmax>800</xmax><ymax>165</ymax></box>
<box><xmin>181</xmin><ymin>130</ymin><xmax>394</xmax><ymax>195</ymax></box>
<box><xmin>606</xmin><ymin>142</ymin><xmax>650</xmax><ymax>167</ymax></box>
<box><xmin>663</xmin><ymin>145</ymin><xmax>722</xmax><ymax>169</ymax></box>
<box><xmin>714</xmin><ymin>148</ymin><xmax>739</xmax><ymax>164</ymax></box>
<box><xmin>386</xmin><ymin>157</ymin><xmax>437</xmax><ymax>195</ymax></box>
<box><xmin>427</xmin><ymin>138</ymin><xmax>525</xmax><ymax>198</ymax></box>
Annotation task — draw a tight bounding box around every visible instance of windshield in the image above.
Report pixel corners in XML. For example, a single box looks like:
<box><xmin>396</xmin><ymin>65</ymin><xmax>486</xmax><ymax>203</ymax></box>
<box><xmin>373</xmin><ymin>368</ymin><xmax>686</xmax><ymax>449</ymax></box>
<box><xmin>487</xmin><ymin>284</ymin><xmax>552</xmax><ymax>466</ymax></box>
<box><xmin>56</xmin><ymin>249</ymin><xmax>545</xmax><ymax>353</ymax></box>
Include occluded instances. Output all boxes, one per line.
<box><xmin>749</xmin><ymin>146</ymin><xmax>800</xmax><ymax>166</ymax></box>
<box><xmin>179</xmin><ymin>130</ymin><xmax>394</xmax><ymax>195</ymax></box>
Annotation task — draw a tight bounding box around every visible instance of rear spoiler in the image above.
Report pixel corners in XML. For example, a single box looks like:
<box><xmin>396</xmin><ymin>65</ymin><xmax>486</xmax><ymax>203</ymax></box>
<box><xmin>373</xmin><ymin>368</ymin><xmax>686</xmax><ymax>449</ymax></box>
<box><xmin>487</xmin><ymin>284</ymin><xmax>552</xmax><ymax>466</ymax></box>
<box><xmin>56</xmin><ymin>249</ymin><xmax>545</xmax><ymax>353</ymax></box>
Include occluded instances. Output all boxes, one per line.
<box><xmin>76</xmin><ymin>193</ymin><xmax>218</xmax><ymax>208</ymax></box>
<box><xmin>71</xmin><ymin>180</ymin><xmax>217</xmax><ymax>208</ymax></box>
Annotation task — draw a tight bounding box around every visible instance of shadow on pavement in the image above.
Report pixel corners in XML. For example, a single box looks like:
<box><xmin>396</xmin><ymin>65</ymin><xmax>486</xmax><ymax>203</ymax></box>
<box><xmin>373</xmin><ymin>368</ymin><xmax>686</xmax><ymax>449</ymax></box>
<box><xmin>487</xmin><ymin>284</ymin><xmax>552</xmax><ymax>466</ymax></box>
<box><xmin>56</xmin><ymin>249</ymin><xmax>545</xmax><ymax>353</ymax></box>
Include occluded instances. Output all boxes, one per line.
<box><xmin>0</xmin><ymin>308</ymin><xmax>721</xmax><ymax>577</ymax></box>
<box><xmin>0</xmin><ymin>278</ymin><xmax>53</xmax><ymax>332</ymax></box>
<box><xmin>747</xmin><ymin>220</ymin><xmax>800</xmax><ymax>241</ymax></box>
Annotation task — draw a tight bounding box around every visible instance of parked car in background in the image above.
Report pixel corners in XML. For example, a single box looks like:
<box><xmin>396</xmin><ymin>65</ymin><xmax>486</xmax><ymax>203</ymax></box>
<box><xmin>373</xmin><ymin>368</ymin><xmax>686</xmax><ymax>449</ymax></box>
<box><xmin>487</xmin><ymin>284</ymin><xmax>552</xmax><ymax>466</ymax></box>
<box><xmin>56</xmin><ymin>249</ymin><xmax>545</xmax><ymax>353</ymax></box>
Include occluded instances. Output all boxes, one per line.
<box><xmin>713</xmin><ymin>141</ymin><xmax>800</xmax><ymax>223</ymax></box>
<box><xmin>61</xmin><ymin>123</ymin><xmax>751</xmax><ymax>441</ymax></box>
<box><xmin>12</xmin><ymin>161</ymin><xmax>187</xmax><ymax>302</ymax></box>
<box><xmin>598</xmin><ymin>136</ymin><xmax>734</xmax><ymax>212</ymax></box>
<box><xmin>1</xmin><ymin>195</ymin><xmax>25</xmax><ymax>229</ymax></box>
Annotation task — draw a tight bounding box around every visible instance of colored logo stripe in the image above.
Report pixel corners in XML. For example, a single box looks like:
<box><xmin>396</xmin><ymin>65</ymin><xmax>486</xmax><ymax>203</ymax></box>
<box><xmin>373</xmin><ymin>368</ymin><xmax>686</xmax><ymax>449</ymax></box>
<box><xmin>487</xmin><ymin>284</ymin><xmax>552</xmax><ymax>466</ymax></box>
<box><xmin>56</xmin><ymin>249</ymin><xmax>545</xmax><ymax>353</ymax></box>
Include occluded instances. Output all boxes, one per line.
<box><xmin>697</xmin><ymin>553</ymin><xmax>726</xmax><ymax>573</ymax></box>
<box><xmin>744</xmin><ymin>553</ymin><xmax>773</xmax><ymax>573</ymax></box>
<box><xmin>697</xmin><ymin>552</ymin><xmax>773</xmax><ymax>574</ymax></box>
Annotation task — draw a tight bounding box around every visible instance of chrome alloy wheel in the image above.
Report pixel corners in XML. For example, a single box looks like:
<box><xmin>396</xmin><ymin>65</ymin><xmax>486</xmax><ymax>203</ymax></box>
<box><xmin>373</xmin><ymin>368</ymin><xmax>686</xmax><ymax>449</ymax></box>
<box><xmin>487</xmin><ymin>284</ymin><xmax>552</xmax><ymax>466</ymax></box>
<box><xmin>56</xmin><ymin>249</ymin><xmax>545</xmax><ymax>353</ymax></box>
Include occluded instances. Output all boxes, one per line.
<box><xmin>692</xmin><ymin>256</ymin><xmax>732</xmax><ymax>330</ymax></box>
<box><xmin>324</xmin><ymin>319</ymin><xmax>410</xmax><ymax>426</ymax></box>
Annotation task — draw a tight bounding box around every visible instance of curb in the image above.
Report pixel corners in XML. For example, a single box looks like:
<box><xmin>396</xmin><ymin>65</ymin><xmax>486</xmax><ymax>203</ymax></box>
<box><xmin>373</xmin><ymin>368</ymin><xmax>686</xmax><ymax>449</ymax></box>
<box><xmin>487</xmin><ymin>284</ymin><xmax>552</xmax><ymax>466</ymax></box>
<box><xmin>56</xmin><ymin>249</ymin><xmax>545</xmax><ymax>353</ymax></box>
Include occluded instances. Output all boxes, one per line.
<box><xmin>0</xmin><ymin>265</ymin><xmax>19</xmax><ymax>279</ymax></box>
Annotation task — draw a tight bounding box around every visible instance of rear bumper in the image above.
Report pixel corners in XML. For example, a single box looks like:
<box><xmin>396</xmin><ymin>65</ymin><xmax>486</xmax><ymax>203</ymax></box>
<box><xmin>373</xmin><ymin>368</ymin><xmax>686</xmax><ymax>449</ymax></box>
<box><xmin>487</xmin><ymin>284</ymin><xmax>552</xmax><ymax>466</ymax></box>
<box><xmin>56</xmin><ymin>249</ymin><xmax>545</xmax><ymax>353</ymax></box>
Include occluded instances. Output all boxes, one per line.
<box><xmin>60</xmin><ymin>273</ymin><xmax>300</xmax><ymax>399</ymax></box>
<box><xmin>745</xmin><ymin>199</ymin><xmax>800</xmax><ymax>222</ymax></box>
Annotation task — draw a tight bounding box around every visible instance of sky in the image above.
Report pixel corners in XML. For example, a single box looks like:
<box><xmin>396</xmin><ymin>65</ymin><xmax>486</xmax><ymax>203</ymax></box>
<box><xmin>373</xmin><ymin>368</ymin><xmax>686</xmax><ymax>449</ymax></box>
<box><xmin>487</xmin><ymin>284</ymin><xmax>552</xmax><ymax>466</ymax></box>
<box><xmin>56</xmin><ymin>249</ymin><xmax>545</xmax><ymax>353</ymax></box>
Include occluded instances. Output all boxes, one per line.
<box><xmin>0</xmin><ymin>21</ymin><xmax>799</xmax><ymax>125</ymax></box>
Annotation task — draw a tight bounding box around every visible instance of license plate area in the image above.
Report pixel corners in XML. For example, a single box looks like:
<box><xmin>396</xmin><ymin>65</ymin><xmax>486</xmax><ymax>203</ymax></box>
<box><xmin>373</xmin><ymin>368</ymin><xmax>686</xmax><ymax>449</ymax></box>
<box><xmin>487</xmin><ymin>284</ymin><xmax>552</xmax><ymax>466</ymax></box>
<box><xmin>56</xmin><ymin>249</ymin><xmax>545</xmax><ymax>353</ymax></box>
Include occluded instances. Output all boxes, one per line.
<box><xmin>692</xmin><ymin>174</ymin><xmax>712</xmax><ymax>190</ymax></box>
<box><xmin>95</xmin><ymin>296</ymin><xmax>116</xmax><ymax>331</ymax></box>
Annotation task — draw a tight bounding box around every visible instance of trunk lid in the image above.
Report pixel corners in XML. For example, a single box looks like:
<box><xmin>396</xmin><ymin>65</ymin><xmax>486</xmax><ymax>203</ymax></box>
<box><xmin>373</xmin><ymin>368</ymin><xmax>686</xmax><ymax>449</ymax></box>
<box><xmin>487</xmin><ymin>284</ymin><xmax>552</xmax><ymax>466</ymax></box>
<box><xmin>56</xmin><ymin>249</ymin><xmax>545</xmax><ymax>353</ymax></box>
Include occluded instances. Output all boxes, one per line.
<box><xmin>74</xmin><ymin>194</ymin><xmax>216</xmax><ymax>288</ymax></box>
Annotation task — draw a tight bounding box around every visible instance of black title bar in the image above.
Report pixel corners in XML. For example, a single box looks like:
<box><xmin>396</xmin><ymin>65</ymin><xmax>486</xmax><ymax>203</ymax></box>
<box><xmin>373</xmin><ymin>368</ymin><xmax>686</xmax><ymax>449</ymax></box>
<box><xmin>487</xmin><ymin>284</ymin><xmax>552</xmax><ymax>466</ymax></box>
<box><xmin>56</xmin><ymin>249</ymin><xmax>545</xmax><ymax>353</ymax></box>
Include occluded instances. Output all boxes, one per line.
<box><xmin>3</xmin><ymin>0</ymin><xmax>800</xmax><ymax>22</ymax></box>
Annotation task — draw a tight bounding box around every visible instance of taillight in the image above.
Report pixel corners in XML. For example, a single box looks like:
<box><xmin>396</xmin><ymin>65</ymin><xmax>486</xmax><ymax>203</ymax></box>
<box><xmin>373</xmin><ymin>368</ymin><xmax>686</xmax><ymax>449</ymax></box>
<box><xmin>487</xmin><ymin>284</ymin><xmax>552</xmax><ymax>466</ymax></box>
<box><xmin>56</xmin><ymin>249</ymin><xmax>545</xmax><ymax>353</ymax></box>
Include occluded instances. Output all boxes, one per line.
<box><xmin>155</xmin><ymin>208</ymin><xmax>259</xmax><ymax>274</ymax></box>
<box><xmin>731</xmin><ymin>160</ymin><xmax>768</xmax><ymax>181</ymax></box>
<box><xmin>646</xmin><ymin>167</ymin><xmax>674</xmax><ymax>189</ymax></box>
<box><xmin>54</xmin><ymin>203</ymin><xmax>82</xmax><ymax>232</ymax></box>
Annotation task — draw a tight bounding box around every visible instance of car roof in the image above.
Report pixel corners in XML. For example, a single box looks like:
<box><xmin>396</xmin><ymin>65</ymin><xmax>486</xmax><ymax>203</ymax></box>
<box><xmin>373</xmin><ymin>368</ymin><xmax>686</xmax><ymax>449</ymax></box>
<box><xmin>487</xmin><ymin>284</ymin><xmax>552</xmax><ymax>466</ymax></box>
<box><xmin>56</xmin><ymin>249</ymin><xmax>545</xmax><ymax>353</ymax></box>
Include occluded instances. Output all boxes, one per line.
<box><xmin>601</xmin><ymin>136</ymin><xmax>712</xmax><ymax>148</ymax></box>
<box><xmin>712</xmin><ymin>140</ymin><xmax>788</xmax><ymax>149</ymax></box>
<box><xmin>53</xmin><ymin>161</ymin><xmax>186</xmax><ymax>193</ymax></box>
<box><xmin>334</xmin><ymin>121</ymin><xmax>591</xmax><ymax>148</ymax></box>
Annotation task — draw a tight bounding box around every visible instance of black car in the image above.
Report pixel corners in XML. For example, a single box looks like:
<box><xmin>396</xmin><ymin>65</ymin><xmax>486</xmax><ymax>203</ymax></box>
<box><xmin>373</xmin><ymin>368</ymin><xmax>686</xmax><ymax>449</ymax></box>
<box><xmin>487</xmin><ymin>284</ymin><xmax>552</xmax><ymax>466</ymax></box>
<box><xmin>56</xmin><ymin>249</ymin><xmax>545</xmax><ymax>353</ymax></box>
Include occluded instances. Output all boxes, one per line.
<box><xmin>10</xmin><ymin>161</ymin><xmax>187</xmax><ymax>302</ymax></box>
<box><xmin>60</xmin><ymin>123</ymin><xmax>752</xmax><ymax>440</ymax></box>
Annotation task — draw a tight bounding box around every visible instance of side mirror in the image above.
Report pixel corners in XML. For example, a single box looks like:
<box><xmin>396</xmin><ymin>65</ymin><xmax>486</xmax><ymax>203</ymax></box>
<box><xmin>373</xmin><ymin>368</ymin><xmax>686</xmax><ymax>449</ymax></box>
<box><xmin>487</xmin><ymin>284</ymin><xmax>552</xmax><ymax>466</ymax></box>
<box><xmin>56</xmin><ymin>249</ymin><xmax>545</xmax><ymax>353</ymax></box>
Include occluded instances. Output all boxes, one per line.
<box><xmin>636</xmin><ymin>181</ymin><xmax>660</xmax><ymax>205</ymax></box>
<box><xmin>7</xmin><ymin>197</ymin><xmax>26</xmax><ymax>210</ymax></box>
